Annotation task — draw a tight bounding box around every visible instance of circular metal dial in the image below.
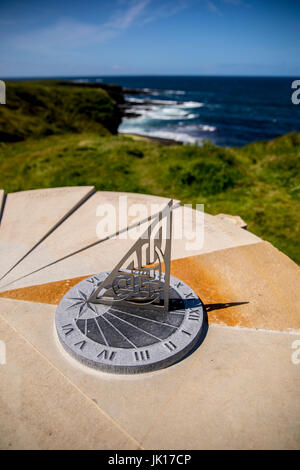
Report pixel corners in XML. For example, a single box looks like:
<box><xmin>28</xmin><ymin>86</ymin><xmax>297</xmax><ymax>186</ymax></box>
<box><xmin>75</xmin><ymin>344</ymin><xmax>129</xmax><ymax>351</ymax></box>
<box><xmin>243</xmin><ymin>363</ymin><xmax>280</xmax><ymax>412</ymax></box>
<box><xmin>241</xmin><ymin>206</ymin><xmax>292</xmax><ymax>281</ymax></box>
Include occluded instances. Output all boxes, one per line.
<box><xmin>56</xmin><ymin>272</ymin><xmax>204</xmax><ymax>374</ymax></box>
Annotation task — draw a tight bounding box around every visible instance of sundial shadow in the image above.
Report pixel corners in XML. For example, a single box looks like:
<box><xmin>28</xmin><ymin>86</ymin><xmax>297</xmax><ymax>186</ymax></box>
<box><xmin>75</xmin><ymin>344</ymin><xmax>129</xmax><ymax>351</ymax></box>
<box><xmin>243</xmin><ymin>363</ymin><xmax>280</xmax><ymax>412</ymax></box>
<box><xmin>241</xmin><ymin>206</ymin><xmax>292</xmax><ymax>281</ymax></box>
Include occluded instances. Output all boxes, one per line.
<box><xmin>169</xmin><ymin>297</ymin><xmax>203</xmax><ymax>310</ymax></box>
<box><xmin>205</xmin><ymin>301</ymin><xmax>249</xmax><ymax>312</ymax></box>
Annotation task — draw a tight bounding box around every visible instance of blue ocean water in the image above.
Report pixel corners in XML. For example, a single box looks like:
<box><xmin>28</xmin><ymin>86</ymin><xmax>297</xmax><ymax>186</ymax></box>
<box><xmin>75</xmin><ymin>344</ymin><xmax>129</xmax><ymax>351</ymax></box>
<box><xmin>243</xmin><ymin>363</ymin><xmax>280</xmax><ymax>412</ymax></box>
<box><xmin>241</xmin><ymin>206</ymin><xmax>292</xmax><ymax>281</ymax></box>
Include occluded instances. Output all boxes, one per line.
<box><xmin>96</xmin><ymin>76</ymin><xmax>300</xmax><ymax>147</ymax></box>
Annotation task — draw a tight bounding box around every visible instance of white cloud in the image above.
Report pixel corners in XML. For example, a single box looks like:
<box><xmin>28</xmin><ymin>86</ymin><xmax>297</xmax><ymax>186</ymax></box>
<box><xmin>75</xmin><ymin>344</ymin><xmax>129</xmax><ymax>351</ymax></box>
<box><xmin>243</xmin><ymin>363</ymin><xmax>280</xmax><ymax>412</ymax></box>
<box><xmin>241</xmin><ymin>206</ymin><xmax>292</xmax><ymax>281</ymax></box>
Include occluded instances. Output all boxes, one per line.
<box><xmin>8</xmin><ymin>0</ymin><xmax>151</xmax><ymax>53</ymax></box>
<box><xmin>110</xmin><ymin>0</ymin><xmax>151</xmax><ymax>29</ymax></box>
<box><xmin>205</xmin><ymin>0</ymin><xmax>222</xmax><ymax>15</ymax></box>
<box><xmin>141</xmin><ymin>1</ymin><xmax>188</xmax><ymax>24</ymax></box>
<box><xmin>204</xmin><ymin>0</ymin><xmax>250</xmax><ymax>14</ymax></box>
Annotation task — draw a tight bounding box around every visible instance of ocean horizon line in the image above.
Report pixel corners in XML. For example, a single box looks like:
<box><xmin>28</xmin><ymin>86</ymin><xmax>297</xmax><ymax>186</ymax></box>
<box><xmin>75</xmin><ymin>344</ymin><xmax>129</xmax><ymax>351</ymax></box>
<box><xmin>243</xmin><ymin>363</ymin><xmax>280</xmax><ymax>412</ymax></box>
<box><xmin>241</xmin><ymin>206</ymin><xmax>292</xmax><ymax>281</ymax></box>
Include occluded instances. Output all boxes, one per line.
<box><xmin>2</xmin><ymin>74</ymin><xmax>299</xmax><ymax>81</ymax></box>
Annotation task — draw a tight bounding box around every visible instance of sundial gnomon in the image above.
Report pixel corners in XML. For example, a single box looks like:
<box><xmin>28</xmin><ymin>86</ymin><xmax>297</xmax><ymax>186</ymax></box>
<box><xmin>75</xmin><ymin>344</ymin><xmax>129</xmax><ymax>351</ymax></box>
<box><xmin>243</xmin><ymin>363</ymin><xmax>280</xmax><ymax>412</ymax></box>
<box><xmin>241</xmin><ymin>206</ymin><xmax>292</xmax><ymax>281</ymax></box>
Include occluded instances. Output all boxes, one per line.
<box><xmin>56</xmin><ymin>199</ymin><xmax>205</xmax><ymax>373</ymax></box>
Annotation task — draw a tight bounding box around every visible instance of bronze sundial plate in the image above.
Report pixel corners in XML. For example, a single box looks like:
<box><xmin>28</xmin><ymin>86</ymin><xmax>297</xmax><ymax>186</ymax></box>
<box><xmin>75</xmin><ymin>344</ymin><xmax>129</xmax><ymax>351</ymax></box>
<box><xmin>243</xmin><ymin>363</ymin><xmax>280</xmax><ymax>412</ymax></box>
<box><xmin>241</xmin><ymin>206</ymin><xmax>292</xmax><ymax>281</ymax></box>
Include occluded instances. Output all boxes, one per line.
<box><xmin>56</xmin><ymin>272</ymin><xmax>204</xmax><ymax>374</ymax></box>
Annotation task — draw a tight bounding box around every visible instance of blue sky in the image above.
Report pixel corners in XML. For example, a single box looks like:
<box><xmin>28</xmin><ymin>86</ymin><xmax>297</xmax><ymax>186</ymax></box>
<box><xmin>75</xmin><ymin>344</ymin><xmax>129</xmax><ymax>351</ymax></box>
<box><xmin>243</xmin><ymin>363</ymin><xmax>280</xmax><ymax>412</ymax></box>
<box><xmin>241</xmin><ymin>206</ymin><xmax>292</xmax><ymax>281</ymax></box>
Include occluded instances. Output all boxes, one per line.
<box><xmin>0</xmin><ymin>0</ymin><xmax>299</xmax><ymax>77</ymax></box>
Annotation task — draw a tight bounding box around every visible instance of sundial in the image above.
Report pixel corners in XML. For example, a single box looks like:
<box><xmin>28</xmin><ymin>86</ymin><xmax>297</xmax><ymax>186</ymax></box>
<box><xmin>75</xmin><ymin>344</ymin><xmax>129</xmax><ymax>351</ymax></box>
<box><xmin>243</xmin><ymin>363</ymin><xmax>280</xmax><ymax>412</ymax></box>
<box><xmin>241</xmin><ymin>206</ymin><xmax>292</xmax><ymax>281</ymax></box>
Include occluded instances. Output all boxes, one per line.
<box><xmin>56</xmin><ymin>200</ymin><xmax>205</xmax><ymax>373</ymax></box>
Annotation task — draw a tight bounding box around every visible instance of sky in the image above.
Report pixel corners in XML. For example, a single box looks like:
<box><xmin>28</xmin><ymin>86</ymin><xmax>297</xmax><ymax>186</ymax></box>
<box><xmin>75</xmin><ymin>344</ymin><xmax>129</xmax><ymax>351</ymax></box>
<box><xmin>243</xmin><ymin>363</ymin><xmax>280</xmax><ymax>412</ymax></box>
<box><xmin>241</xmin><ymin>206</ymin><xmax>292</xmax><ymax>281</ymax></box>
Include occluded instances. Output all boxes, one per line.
<box><xmin>0</xmin><ymin>0</ymin><xmax>299</xmax><ymax>77</ymax></box>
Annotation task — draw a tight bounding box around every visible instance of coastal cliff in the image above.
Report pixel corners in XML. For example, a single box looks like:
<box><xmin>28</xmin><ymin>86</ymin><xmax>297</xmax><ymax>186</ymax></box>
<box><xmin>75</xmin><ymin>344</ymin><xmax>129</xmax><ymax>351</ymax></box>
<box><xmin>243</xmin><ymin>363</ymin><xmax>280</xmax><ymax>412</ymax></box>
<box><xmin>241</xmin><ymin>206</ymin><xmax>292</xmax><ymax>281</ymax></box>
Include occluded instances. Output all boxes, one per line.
<box><xmin>0</xmin><ymin>80</ymin><xmax>123</xmax><ymax>143</ymax></box>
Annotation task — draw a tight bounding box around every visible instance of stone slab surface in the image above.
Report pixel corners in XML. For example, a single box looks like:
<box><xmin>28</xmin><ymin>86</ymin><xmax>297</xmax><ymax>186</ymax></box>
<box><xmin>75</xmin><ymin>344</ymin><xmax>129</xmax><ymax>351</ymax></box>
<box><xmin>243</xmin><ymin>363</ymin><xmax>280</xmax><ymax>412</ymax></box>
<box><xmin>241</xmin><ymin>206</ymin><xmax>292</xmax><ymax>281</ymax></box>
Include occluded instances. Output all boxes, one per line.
<box><xmin>142</xmin><ymin>324</ymin><xmax>300</xmax><ymax>450</ymax></box>
<box><xmin>171</xmin><ymin>206</ymin><xmax>260</xmax><ymax>262</ymax></box>
<box><xmin>0</xmin><ymin>195</ymin><xmax>261</xmax><ymax>293</ymax></box>
<box><xmin>0</xmin><ymin>188</ymin><xmax>298</xmax><ymax>449</ymax></box>
<box><xmin>215</xmin><ymin>213</ymin><xmax>247</xmax><ymax>229</ymax></box>
<box><xmin>0</xmin><ymin>187</ymin><xmax>94</xmax><ymax>282</ymax></box>
<box><xmin>0</xmin><ymin>297</ymin><xmax>299</xmax><ymax>450</ymax></box>
<box><xmin>0</xmin><ymin>314</ymin><xmax>141</xmax><ymax>450</ymax></box>
<box><xmin>170</xmin><ymin>241</ymin><xmax>300</xmax><ymax>332</ymax></box>
<box><xmin>0</xmin><ymin>192</ymin><xmax>178</xmax><ymax>289</ymax></box>
<box><xmin>0</xmin><ymin>225</ymin><xmax>150</xmax><ymax>292</ymax></box>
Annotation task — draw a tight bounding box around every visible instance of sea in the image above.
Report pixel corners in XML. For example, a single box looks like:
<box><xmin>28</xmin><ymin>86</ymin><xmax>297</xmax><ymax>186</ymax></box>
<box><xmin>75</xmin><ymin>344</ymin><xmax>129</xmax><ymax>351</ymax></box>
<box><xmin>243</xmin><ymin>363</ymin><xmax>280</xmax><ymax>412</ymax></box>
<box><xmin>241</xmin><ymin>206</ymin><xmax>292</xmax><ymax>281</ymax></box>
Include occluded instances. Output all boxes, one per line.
<box><xmin>101</xmin><ymin>76</ymin><xmax>300</xmax><ymax>147</ymax></box>
<box><xmin>17</xmin><ymin>75</ymin><xmax>300</xmax><ymax>147</ymax></box>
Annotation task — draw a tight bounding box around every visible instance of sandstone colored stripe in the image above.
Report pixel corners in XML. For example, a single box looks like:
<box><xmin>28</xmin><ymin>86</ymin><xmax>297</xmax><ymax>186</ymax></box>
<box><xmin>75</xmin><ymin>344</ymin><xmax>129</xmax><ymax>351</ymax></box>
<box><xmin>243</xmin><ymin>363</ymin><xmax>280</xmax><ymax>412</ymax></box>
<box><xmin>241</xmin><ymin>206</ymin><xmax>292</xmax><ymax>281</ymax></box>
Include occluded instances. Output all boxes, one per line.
<box><xmin>0</xmin><ymin>275</ymin><xmax>91</xmax><ymax>305</ymax></box>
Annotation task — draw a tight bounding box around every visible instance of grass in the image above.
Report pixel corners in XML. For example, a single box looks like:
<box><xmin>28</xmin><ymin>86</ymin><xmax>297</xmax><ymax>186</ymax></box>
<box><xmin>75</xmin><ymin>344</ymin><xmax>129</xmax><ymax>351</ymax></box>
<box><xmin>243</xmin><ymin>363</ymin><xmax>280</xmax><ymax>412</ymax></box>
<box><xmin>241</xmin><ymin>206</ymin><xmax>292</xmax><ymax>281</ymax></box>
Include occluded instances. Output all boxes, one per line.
<box><xmin>0</xmin><ymin>130</ymin><xmax>299</xmax><ymax>264</ymax></box>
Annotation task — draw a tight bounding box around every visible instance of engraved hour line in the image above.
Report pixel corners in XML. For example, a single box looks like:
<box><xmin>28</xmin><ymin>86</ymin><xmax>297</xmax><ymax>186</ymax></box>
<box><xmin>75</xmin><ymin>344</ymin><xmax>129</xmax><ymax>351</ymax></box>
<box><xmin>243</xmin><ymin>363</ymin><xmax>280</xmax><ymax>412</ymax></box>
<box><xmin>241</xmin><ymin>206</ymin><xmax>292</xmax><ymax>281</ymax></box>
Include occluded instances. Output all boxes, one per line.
<box><xmin>93</xmin><ymin>318</ymin><xmax>109</xmax><ymax>346</ymax></box>
<box><xmin>182</xmin><ymin>330</ymin><xmax>191</xmax><ymax>336</ymax></box>
<box><xmin>100</xmin><ymin>313</ymin><xmax>138</xmax><ymax>349</ymax></box>
<box><xmin>107</xmin><ymin>310</ymin><xmax>164</xmax><ymax>342</ymax></box>
<box><xmin>112</xmin><ymin>307</ymin><xmax>178</xmax><ymax>330</ymax></box>
<box><xmin>134</xmin><ymin>350</ymin><xmax>150</xmax><ymax>361</ymax></box>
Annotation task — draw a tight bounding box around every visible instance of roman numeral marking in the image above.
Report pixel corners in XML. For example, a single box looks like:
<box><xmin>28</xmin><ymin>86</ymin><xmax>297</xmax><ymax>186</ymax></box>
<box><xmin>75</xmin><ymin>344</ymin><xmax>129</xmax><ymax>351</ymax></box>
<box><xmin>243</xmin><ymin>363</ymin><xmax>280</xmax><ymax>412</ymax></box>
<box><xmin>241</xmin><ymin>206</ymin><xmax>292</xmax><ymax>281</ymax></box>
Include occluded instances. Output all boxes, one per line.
<box><xmin>97</xmin><ymin>349</ymin><xmax>116</xmax><ymax>361</ymax></box>
<box><xmin>62</xmin><ymin>324</ymin><xmax>74</xmax><ymax>336</ymax></box>
<box><xmin>182</xmin><ymin>330</ymin><xmax>191</xmax><ymax>336</ymax></box>
<box><xmin>134</xmin><ymin>350</ymin><xmax>150</xmax><ymax>361</ymax></box>
<box><xmin>186</xmin><ymin>292</ymin><xmax>194</xmax><ymax>298</ymax></box>
<box><xmin>164</xmin><ymin>341</ymin><xmax>177</xmax><ymax>352</ymax></box>
<box><xmin>74</xmin><ymin>340</ymin><xmax>86</xmax><ymax>350</ymax></box>
<box><xmin>188</xmin><ymin>310</ymin><xmax>201</xmax><ymax>321</ymax></box>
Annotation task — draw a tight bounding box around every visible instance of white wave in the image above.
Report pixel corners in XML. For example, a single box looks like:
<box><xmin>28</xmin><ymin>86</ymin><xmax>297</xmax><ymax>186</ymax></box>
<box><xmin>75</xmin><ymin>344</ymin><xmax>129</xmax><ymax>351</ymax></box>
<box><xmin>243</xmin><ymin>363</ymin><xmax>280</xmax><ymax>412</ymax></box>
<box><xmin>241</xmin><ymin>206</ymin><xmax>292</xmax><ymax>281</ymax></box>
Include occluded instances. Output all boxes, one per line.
<box><xmin>129</xmin><ymin>105</ymin><xmax>197</xmax><ymax>121</ymax></box>
<box><xmin>179</xmin><ymin>123</ymin><xmax>216</xmax><ymax>132</ymax></box>
<box><xmin>150</xmin><ymin>99</ymin><xmax>178</xmax><ymax>105</ymax></box>
<box><xmin>164</xmin><ymin>90</ymin><xmax>186</xmax><ymax>95</ymax></box>
<box><xmin>126</xmin><ymin>97</ymin><xmax>147</xmax><ymax>103</ymax></box>
<box><xmin>141</xmin><ymin>88</ymin><xmax>186</xmax><ymax>96</ymax></box>
<box><xmin>178</xmin><ymin>101</ymin><xmax>204</xmax><ymax>108</ymax></box>
<box><xmin>119</xmin><ymin>127</ymin><xmax>199</xmax><ymax>144</ymax></box>
<box><xmin>160</xmin><ymin>107</ymin><xmax>189</xmax><ymax>116</ymax></box>
<box><xmin>201</xmin><ymin>124</ymin><xmax>216</xmax><ymax>132</ymax></box>
<box><xmin>125</xmin><ymin>97</ymin><xmax>178</xmax><ymax>105</ymax></box>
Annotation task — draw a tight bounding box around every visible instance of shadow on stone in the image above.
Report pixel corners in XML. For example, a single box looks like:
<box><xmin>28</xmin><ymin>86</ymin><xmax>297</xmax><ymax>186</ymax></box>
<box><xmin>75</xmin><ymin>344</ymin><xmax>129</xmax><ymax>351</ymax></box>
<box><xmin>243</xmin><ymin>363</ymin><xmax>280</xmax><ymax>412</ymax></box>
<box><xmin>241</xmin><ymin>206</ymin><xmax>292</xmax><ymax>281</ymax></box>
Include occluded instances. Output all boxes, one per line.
<box><xmin>205</xmin><ymin>301</ymin><xmax>249</xmax><ymax>312</ymax></box>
